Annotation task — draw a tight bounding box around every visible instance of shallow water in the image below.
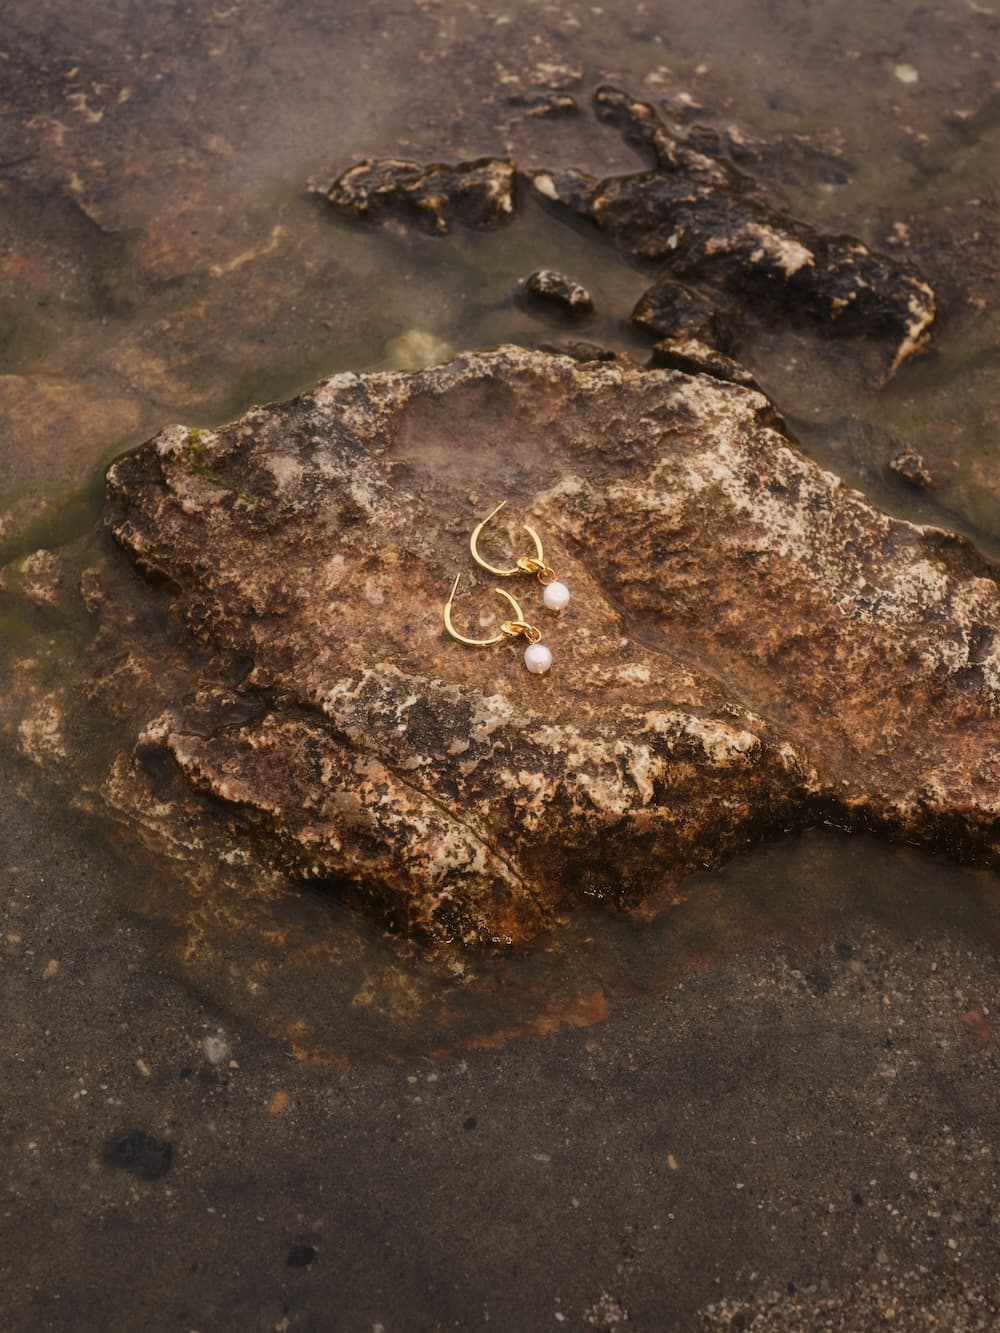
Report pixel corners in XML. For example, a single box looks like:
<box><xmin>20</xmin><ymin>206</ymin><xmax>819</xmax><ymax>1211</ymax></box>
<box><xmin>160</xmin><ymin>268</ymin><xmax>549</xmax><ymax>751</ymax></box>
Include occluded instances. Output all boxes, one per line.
<box><xmin>1</xmin><ymin>0</ymin><xmax>998</xmax><ymax>1061</ymax></box>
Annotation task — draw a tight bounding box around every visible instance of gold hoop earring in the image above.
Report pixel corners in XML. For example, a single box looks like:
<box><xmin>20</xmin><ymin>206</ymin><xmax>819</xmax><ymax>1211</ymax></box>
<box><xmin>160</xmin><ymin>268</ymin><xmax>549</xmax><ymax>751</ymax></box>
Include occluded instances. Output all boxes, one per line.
<box><xmin>443</xmin><ymin>573</ymin><xmax>553</xmax><ymax>674</ymax></box>
<box><xmin>469</xmin><ymin>502</ymin><xmax>571</xmax><ymax>613</ymax></box>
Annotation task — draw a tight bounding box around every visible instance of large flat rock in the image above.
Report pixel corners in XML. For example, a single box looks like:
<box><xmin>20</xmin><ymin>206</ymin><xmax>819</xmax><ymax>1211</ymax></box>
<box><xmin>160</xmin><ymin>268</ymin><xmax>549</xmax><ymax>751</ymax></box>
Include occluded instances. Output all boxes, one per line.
<box><xmin>70</xmin><ymin>345</ymin><xmax>1000</xmax><ymax>946</ymax></box>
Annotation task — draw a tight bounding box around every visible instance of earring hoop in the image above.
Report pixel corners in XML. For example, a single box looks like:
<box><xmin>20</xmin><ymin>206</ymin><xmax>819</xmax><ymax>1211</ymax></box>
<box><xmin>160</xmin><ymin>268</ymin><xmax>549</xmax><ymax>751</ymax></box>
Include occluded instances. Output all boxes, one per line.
<box><xmin>469</xmin><ymin>501</ymin><xmax>571</xmax><ymax>613</ymax></box>
<box><xmin>470</xmin><ymin>501</ymin><xmax>549</xmax><ymax>579</ymax></box>
<box><xmin>443</xmin><ymin>573</ymin><xmax>524</xmax><ymax>646</ymax></box>
<box><xmin>443</xmin><ymin>573</ymin><xmax>553</xmax><ymax>674</ymax></box>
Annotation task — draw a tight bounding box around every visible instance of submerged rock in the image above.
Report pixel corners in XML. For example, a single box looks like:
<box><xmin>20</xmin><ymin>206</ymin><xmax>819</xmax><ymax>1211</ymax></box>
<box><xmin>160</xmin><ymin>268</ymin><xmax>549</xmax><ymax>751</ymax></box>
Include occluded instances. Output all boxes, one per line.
<box><xmin>319</xmin><ymin>86</ymin><xmax>935</xmax><ymax>376</ymax></box>
<box><xmin>889</xmin><ymin>444</ymin><xmax>936</xmax><ymax>490</ymax></box>
<box><xmin>630</xmin><ymin>277</ymin><xmax>735</xmax><ymax>351</ymax></box>
<box><xmin>322</xmin><ymin>157</ymin><xmax>516</xmax><ymax>235</ymax></box>
<box><xmin>523</xmin><ymin>269</ymin><xmax>594</xmax><ymax>316</ymax></box>
<box><xmin>6</xmin><ymin>348</ymin><xmax>1000</xmax><ymax>951</ymax></box>
<box><xmin>648</xmin><ymin>336</ymin><xmax>759</xmax><ymax>388</ymax></box>
<box><xmin>505</xmin><ymin>90</ymin><xmax>578</xmax><ymax>118</ymax></box>
<box><xmin>531</xmin><ymin>87</ymin><xmax>936</xmax><ymax>373</ymax></box>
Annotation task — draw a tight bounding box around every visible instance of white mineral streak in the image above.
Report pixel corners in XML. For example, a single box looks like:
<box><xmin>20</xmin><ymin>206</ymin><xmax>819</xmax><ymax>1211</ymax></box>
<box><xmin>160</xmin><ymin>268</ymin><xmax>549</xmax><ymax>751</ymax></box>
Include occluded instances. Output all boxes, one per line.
<box><xmin>468</xmin><ymin>693</ymin><xmax>515</xmax><ymax>744</ymax></box>
<box><xmin>644</xmin><ymin>711</ymin><xmax>759</xmax><ymax>765</ymax></box>
<box><xmin>531</xmin><ymin>172</ymin><xmax>559</xmax><ymax>200</ymax></box>
<box><xmin>706</xmin><ymin>223</ymin><xmax>815</xmax><ymax>276</ymax></box>
<box><xmin>883</xmin><ymin>560</ymin><xmax>950</xmax><ymax>614</ymax></box>
<box><xmin>621</xmin><ymin>742</ymin><xmax>656</xmax><ymax>805</ymax></box>
<box><xmin>151</xmin><ymin>423</ymin><xmax>199</xmax><ymax>460</ymax></box>
<box><xmin>264</xmin><ymin>454</ymin><xmax>305</xmax><ymax>492</ymax></box>
<box><xmin>777</xmin><ymin>742</ymin><xmax>822</xmax><ymax>792</ymax></box>
<box><xmin>889</xmin><ymin>281</ymin><xmax>938</xmax><ymax>377</ymax></box>
<box><xmin>617</xmin><ymin>664</ymin><xmax>652</xmax><ymax>685</ymax></box>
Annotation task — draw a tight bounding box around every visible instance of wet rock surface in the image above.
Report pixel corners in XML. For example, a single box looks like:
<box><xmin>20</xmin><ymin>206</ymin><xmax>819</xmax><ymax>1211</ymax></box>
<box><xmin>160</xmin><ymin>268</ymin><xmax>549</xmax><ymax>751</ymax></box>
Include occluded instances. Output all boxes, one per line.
<box><xmin>321</xmin><ymin>157</ymin><xmax>516</xmax><ymax>235</ymax></box>
<box><xmin>10</xmin><ymin>348</ymin><xmax>1000</xmax><ymax>953</ymax></box>
<box><xmin>530</xmin><ymin>87</ymin><xmax>938</xmax><ymax>373</ymax></box>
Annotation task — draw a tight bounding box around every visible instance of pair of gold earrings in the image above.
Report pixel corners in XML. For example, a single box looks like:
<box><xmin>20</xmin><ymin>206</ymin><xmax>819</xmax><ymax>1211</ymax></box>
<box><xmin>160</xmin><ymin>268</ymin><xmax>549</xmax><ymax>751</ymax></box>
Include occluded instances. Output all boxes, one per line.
<box><xmin>443</xmin><ymin>502</ymin><xmax>571</xmax><ymax>675</ymax></box>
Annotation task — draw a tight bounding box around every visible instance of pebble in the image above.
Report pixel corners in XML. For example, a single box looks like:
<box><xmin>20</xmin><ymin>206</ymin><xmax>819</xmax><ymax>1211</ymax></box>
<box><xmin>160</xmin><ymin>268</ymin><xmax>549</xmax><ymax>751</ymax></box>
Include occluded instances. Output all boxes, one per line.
<box><xmin>101</xmin><ymin>1128</ymin><xmax>173</xmax><ymax>1179</ymax></box>
<box><xmin>202</xmin><ymin>1034</ymin><xmax>230</xmax><ymax>1065</ymax></box>
<box><xmin>524</xmin><ymin>270</ymin><xmax>594</xmax><ymax>316</ymax></box>
<box><xmin>889</xmin><ymin>445</ymin><xmax>935</xmax><ymax>489</ymax></box>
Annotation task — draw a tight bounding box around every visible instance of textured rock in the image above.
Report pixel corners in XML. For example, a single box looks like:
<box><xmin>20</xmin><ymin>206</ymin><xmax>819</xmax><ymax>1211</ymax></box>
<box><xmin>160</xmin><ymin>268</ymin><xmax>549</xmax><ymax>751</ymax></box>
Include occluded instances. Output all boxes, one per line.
<box><xmin>889</xmin><ymin>445</ymin><xmax>936</xmax><ymax>490</ymax></box>
<box><xmin>648</xmin><ymin>336</ymin><xmax>759</xmax><ymax>388</ymax></box>
<box><xmin>6</xmin><ymin>348</ymin><xmax>1000</xmax><ymax>951</ymax></box>
<box><xmin>630</xmin><ymin>278</ymin><xmax>735</xmax><ymax>351</ymax></box>
<box><xmin>531</xmin><ymin>87</ymin><xmax>936</xmax><ymax>373</ymax></box>
<box><xmin>43</xmin><ymin>343</ymin><xmax>995</xmax><ymax>950</ymax></box>
<box><xmin>524</xmin><ymin>269</ymin><xmax>594</xmax><ymax>316</ymax></box>
<box><xmin>322</xmin><ymin>157</ymin><xmax>516</xmax><ymax>235</ymax></box>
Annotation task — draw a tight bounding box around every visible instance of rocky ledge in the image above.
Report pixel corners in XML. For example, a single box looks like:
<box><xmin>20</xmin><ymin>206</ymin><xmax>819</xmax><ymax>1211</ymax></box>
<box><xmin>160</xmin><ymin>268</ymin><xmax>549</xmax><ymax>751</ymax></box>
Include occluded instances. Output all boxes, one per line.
<box><xmin>530</xmin><ymin>87</ymin><xmax>936</xmax><ymax>374</ymax></box>
<box><xmin>318</xmin><ymin>86</ymin><xmax>938</xmax><ymax>376</ymax></box>
<box><xmin>5</xmin><ymin>347</ymin><xmax>999</xmax><ymax>948</ymax></box>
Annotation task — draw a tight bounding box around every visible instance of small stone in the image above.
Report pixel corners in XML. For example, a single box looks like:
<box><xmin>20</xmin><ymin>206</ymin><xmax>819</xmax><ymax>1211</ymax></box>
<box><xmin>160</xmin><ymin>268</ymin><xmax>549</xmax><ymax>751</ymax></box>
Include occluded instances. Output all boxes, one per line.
<box><xmin>202</xmin><ymin>1033</ymin><xmax>230</xmax><ymax>1065</ymax></box>
<box><xmin>894</xmin><ymin>64</ymin><xmax>919</xmax><ymax>84</ymax></box>
<box><xmin>889</xmin><ymin>446</ymin><xmax>935</xmax><ymax>489</ymax></box>
<box><xmin>524</xmin><ymin>270</ymin><xmax>594</xmax><ymax>316</ymax></box>
<box><xmin>649</xmin><ymin>337</ymin><xmax>759</xmax><ymax>388</ymax></box>
<box><xmin>631</xmin><ymin>278</ymin><xmax>734</xmax><ymax>350</ymax></box>
<box><xmin>538</xmin><ymin>340</ymin><xmax>617</xmax><ymax>363</ymax></box>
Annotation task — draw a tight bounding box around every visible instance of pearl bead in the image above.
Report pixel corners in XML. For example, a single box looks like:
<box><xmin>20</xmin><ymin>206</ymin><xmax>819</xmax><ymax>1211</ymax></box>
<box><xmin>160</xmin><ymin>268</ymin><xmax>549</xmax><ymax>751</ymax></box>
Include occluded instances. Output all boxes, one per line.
<box><xmin>542</xmin><ymin>581</ymin><xmax>570</xmax><ymax>612</ymax></box>
<box><xmin>524</xmin><ymin>642</ymin><xmax>552</xmax><ymax>674</ymax></box>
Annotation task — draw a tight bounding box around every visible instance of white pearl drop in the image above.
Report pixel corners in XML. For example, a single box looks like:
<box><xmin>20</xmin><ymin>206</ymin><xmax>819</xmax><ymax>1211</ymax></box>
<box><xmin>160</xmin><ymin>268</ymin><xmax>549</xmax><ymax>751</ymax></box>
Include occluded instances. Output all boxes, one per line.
<box><xmin>523</xmin><ymin>642</ymin><xmax>552</xmax><ymax>674</ymax></box>
<box><xmin>542</xmin><ymin>581</ymin><xmax>570</xmax><ymax>611</ymax></box>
